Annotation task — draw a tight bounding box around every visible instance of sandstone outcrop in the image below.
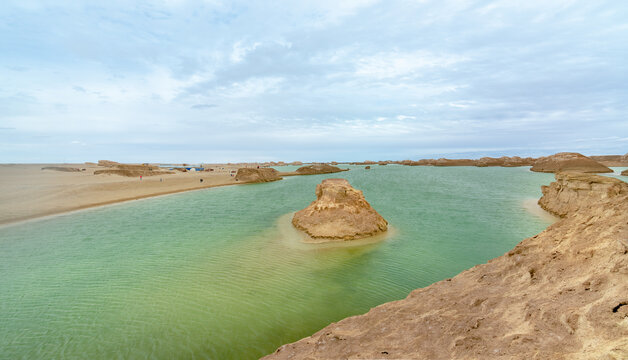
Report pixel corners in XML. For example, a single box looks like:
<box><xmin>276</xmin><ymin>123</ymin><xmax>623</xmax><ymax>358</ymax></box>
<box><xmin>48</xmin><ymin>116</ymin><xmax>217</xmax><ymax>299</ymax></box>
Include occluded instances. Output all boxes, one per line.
<box><xmin>41</xmin><ymin>167</ymin><xmax>84</xmax><ymax>172</ymax></box>
<box><xmin>590</xmin><ymin>154</ymin><xmax>628</xmax><ymax>167</ymax></box>
<box><xmin>265</xmin><ymin>173</ymin><xmax>628</xmax><ymax>359</ymax></box>
<box><xmin>295</xmin><ymin>164</ymin><xmax>347</xmax><ymax>175</ymax></box>
<box><xmin>539</xmin><ymin>172</ymin><xmax>628</xmax><ymax>217</ymax></box>
<box><xmin>622</xmin><ymin>169</ymin><xmax>628</xmax><ymax>176</ymax></box>
<box><xmin>234</xmin><ymin>168</ymin><xmax>282</xmax><ymax>183</ymax></box>
<box><xmin>292</xmin><ymin>179</ymin><xmax>388</xmax><ymax>241</ymax></box>
<box><xmin>530</xmin><ymin>152</ymin><xmax>612</xmax><ymax>173</ymax></box>
<box><xmin>94</xmin><ymin>162</ymin><xmax>173</xmax><ymax>177</ymax></box>
<box><xmin>365</xmin><ymin>166</ymin><xmax>371</xmax><ymax>170</ymax></box>
<box><xmin>395</xmin><ymin>156</ymin><xmax>535</xmax><ymax>167</ymax></box>
<box><xmin>97</xmin><ymin>160</ymin><xmax>120</xmax><ymax>167</ymax></box>
<box><xmin>475</xmin><ymin>156</ymin><xmax>535</xmax><ymax>167</ymax></box>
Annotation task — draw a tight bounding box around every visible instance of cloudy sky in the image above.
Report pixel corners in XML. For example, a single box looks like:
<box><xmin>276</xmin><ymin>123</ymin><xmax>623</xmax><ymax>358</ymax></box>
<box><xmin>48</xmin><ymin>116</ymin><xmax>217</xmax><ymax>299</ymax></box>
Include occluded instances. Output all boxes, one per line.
<box><xmin>1</xmin><ymin>0</ymin><xmax>627</xmax><ymax>163</ymax></box>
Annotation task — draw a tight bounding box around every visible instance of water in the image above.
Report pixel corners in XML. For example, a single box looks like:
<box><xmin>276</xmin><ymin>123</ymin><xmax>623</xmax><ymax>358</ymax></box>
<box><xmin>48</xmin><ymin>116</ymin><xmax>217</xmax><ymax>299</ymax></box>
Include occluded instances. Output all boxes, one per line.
<box><xmin>0</xmin><ymin>165</ymin><xmax>556</xmax><ymax>359</ymax></box>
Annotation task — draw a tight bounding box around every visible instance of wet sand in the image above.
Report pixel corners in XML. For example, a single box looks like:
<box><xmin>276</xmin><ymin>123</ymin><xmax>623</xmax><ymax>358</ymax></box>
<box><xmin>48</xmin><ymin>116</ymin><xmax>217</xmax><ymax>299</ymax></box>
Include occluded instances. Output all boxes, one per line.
<box><xmin>0</xmin><ymin>163</ymin><xmax>249</xmax><ymax>225</ymax></box>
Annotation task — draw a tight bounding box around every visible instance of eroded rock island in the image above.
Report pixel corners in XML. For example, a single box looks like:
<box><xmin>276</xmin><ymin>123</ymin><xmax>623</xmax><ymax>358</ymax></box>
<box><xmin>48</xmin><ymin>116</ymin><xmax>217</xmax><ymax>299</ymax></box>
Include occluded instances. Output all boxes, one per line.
<box><xmin>234</xmin><ymin>168</ymin><xmax>282</xmax><ymax>183</ymax></box>
<box><xmin>530</xmin><ymin>152</ymin><xmax>612</xmax><ymax>173</ymax></box>
<box><xmin>292</xmin><ymin>178</ymin><xmax>388</xmax><ymax>241</ymax></box>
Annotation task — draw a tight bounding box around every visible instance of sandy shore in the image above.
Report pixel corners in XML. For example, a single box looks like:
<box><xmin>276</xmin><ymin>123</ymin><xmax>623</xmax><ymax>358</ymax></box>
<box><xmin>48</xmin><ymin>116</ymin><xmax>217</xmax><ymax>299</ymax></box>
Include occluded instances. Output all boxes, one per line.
<box><xmin>0</xmin><ymin>163</ymin><xmax>253</xmax><ymax>225</ymax></box>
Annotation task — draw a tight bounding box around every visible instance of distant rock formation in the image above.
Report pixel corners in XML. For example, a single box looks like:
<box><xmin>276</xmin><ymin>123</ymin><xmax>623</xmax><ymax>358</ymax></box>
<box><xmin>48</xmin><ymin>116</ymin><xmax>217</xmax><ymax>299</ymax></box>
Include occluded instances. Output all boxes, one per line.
<box><xmin>365</xmin><ymin>166</ymin><xmax>371</xmax><ymax>169</ymax></box>
<box><xmin>539</xmin><ymin>172</ymin><xmax>628</xmax><ymax>217</ymax></box>
<box><xmin>622</xmin><ymin>169</ymin><xmax>628</xmax><ymax>176</ymax></box>
<box><xmin>94</xmin><ymin>162</ymin><xmax>173</xmax><ymax>177</ymax></box>
<box><xmin>395</xmin><ymin>156</ymin><xmax>535</xmax><ymax>167</ymax></box>
<box><xmin>41</xmin><ymin>167</ymin><xmax>84</xmax><ymax>172</ymax></box>
<box><xmin>265</xmin><ymin>173</ymin><xmax>628</xmax><ymax>360</ymax></box>
<box><xmin>97</xmin><ymin>160</ymin><xmax>120</xmax><ymax>167</ymax></box>
<box><xmin>530</xmin><ymin>152</ymin><xmax>612</xmax><ymax>173</ymax></box>
<box><xmin>475</xmin><ymin>156</ymin><xmax>535</xmax><ymax>167</ymax></box>
<box><xmin>234</xmin><ymin>168</ymin><xmax>282</xmax><ymax>183</ymax></box>
<box><xmin>292</xmin><ymin>179</ymin><xmax>388</xmax><ymax>241</ymax></box>
<box><xmin>295</xmin><ymin>164</ymin><xmax>347</xmax><ymax>175</ymax></box>
<box><xmin>590</xmin><ymin>153</ymin><xmax>628</xmax><ymax>167</ymax></box>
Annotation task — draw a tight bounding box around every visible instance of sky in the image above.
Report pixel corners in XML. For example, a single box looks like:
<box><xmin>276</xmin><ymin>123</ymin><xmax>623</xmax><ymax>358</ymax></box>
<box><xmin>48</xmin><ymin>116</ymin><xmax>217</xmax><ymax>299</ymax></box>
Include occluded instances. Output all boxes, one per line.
<box><xmin>1</xmin><ymin>0</ymin><xmax>627</xmax><ymax>163</ymax></box>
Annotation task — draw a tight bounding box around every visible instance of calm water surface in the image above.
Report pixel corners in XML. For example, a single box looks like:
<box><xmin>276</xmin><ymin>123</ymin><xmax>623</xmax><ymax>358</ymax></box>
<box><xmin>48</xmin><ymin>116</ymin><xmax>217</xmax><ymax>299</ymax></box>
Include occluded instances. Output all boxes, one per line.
<box><xmin>0</xmin><ymin>166</ymin><xmax>556</xmax><ymax>359</ymax></box>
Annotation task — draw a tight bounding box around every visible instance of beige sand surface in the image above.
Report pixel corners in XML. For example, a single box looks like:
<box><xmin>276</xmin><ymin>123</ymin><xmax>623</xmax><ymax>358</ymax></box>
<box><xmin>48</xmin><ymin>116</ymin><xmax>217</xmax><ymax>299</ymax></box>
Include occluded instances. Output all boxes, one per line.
<box><xmin>0</xmin><ymin>163</ymin><xmax>250</xmax><ymax>225</ymax></box>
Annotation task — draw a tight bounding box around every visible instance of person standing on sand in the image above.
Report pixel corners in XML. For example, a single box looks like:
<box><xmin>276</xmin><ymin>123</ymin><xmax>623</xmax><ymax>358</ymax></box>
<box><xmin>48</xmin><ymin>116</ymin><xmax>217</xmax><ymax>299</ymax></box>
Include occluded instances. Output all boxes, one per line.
<box><xmin>140</xmin><ymin>175</ymin><xmax>142</xmax><ymax>181</ymax></box>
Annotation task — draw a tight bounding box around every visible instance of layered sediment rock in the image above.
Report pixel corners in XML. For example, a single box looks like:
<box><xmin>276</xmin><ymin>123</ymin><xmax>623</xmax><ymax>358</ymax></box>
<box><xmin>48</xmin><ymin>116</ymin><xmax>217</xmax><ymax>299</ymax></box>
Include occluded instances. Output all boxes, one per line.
<box><xmin>41</xmin><ymin>167</ymin><xmax>84</xmax><ymax>172</ymax></box>
<box><xmin>590</xmin><ymin>154</ymin><xmax>628</xmax><ymax>167</ymax></box>
<box><xmin>398</xmin><ymin>156</ymin><xmax>535</xmax><ymax>167</ymax></box>
<box><xmin>295</xmin><ymin>164</ymin><xmax>346</xmax><ymax>175</ymax></box>
<box><xmin>539</xmin><ymin>172</ymin><xmax>628</xmax><ymax>217</ymax></box>
<box><xmin>530</xmin><ymin>152</ymin><xmax>612</xmax><ymax>173</ymax></box>
<box><xmin>94</xmin><ymin>163</ymin><xmax>173</xmax><ymax>177</ymax></box>
<box><xmin>234</xmin><ymin>168</ymin><xmax>282</xmax><ymax>183</ymax></box>
<box><xmin>292</xmin><ymin>179</ymin><xmax>388</xmax><ymax>241</ymax></box>
<box><xmin>622</xmin><ymin>169</ymin><xmax>628</xmax><ymax>176</ymax></box>
<box><xmin>265</xmin><ymin>173</ymin><xmax>628</xmax><ymax>359</ymax></box>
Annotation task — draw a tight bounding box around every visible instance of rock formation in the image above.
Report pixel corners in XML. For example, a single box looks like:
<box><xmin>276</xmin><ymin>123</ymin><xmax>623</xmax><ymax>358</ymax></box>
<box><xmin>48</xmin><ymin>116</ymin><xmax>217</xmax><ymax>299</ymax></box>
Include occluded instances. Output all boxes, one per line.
<box><xmin>622</xmin><ymin>169</ymin><xmax>628</xmax><ymax>176</ymax></box>
<box><xmin>94</xmin><ymin>162</ymin><xmax>173</xmax><ymax>177</ymax></box>
<box><xmin>365</xmin><ymin>166</ymin><xmax>371</xmax><ymax>170</ymax></box>
<box><xmin>590</xmin><ymin>154</ymin><xmax>628</xmax><ymax>167</ymax></box>
<box><xmin>41</xmin><ymin>167</ymin><xmax>84</xmax><ymax>172</ymax></box>
<box><xmin>265</xmin><ymin>173</ymin><xmax>628</xmax><ymax>359</ymax></box>
<box><xmin>97</xmin><ymin>160</ymin><xmax>120</xmax><ymax>167</ymax></box>
<box><xmin>395</xmin><ymin>156</ymin><xmax>535</xmax><ymax>167</ymax></box>
<box><xmin>295</xmin><ymin>164</ymin><xmax>347</xmax><ymax>175</ymax></box>
<box><xmin>475</xmin><ymin>156</ymin><xmax>536</xmax><ymax>167</ymax></box>
<box><xmin>292</xmin><ymin>179</ymin><xmax>388</xmax><ymax>241</ymax></box>
<box><xmin>530</xmin><ymin>152</ymin><xmax>612</xmax><ymax>173</ymax></box>
<box><xmin>234</xmin><ymin>168</ymin><xmax>282</xmax><ymax>183</ymax></box>
<box><xmin>539</xmin><ymin>172</ymin><xmax>628</xmax><ymax>217</ymax></box>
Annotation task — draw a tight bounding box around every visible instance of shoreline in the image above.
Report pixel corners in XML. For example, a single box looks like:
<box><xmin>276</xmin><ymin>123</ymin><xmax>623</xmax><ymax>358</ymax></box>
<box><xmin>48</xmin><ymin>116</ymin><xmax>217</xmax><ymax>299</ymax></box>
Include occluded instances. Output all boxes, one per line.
<box><xmin>0</xmin><ymin>181</ymin><xmax>241</xmax><ymax>229</ymax></box>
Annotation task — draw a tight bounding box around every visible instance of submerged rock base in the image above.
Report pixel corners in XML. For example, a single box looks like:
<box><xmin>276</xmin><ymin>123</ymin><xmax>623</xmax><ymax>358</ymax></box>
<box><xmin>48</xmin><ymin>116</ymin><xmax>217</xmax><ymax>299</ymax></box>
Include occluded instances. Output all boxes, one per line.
<box><xmin>266</xmin><ymin>173</ymin><xmax>628</xmax><ymax>359</ymax></box>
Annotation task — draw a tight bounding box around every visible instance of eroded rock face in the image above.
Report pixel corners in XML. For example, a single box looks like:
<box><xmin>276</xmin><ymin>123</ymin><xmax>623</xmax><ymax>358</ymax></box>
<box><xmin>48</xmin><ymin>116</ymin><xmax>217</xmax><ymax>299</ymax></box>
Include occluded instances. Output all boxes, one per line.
<box><xmin>621</xmin><ymin>169</ymin><xmax>628</xmax><ymax>176</ymax></box>
<box><xmin>538</xmin><ymin>172</ymin><xmax>628</xmax><ymax>217</ymax></box>
<box><xmin>265</xmin><ymin>173</ymin><xmax>628</xmax><ymax>360</ymax></box>
<box><xmin>234</xmin><ymin>168</ymin><xmax>282</xmax><ymax>183</ymax></box>
<box><xmin>292</xmin><ymin>179</ymin><xmax>387</xmax><ymax>240</ymax></box>
<box><xmin>295</xmin><ymin>164</ymin><xmax>346</xmax><ymax>175</ymax></box>
<box><xmin>530</xmin><ymin>152</ymin><xmax>612</xmax><ymax>173</ymax></box>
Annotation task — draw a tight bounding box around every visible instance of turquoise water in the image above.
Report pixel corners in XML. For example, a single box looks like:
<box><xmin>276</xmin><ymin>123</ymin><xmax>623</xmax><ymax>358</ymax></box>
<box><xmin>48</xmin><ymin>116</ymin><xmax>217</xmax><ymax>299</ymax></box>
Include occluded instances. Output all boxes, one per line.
<box><xmin>0</xmin><ymin>166</ymin><xmax>556</xmax><ymax>359</ymax></box>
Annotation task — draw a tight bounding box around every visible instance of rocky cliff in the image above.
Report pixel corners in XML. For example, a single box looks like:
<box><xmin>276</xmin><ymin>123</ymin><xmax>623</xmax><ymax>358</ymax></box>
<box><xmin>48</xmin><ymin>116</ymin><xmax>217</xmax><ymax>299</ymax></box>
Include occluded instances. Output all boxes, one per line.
<box><xmin>292</xmin><ymin>179</ymin><xmax>388</xmax><ymax>241</ymax></box>
<box><xmin>538</xmin><ymin>172</ymin><xmax>628</xmax><ymax>217</ymax></box>
<box><xmin>234</xmin><ymin>168</ymin><xmax>282</xmax><ymax>183</ymax></box>
<box><xmin>265</xmin><ymin>174</ymin><xmax>628</xmax><ymax>359</ymax></box>
<box><xmin>530</xmin><ymin>152</ymin><xmax>612</xmax><ymax>173</ymax></box>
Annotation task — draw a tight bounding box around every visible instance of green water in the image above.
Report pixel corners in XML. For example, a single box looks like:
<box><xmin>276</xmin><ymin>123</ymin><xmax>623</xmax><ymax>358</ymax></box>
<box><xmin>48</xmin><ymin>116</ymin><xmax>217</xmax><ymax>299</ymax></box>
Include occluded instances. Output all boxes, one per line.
<box><xmin>0</xmin><ymin>165</ymin><xmax>556</xmax><ymax>359</ymax></box>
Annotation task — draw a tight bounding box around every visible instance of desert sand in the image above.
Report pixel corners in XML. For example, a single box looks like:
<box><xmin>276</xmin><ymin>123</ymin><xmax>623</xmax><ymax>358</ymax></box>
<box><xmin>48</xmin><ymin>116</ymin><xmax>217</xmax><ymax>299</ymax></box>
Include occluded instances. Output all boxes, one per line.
<box><xmin>0</xmin><ymin>163</ymin><xmax>246</xmax><ymax>225</ymax></box>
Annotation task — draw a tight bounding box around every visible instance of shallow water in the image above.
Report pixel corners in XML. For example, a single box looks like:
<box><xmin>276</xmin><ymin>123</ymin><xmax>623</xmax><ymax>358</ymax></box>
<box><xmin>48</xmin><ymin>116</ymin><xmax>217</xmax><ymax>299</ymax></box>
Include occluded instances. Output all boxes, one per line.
<box><xmin>0</xmin><ymin>165</ymin><xmax>556</xmax><ymax>359</ymax></box>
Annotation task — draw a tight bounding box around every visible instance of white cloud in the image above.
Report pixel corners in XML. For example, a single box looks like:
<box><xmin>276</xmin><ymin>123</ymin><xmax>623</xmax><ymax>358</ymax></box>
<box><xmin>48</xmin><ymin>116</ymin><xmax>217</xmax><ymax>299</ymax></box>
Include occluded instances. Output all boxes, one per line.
<box><xmin>396</xmin><ymin>115</ymin><xmax>416</xmax><ymax>120</ymax></box>
<box><xmin>355</xmin><ymin>51</ymin><xmax>467</xmax><ymax>79</ymax></box>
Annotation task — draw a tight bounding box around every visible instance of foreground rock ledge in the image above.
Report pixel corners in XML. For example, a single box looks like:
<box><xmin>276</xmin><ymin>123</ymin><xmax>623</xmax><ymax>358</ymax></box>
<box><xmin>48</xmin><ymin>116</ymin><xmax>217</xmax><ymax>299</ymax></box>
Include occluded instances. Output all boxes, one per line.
<box><xmin>266</xmin><ymin>173</ymin><xmax>628</xmax><ymax>359</ymax></box>
<box><xmin>292</xmin><ymin>178</ymin><xmax>388</xmax><ymax>241</ymax></box>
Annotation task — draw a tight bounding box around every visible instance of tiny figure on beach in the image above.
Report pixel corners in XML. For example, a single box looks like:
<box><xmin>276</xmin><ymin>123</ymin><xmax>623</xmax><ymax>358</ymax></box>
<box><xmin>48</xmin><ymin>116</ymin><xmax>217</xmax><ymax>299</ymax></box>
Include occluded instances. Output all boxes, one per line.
<box><xmin>140</xmin><ymin>175</ymin><xmax>142</xmax><ymax>181</ymax></box>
